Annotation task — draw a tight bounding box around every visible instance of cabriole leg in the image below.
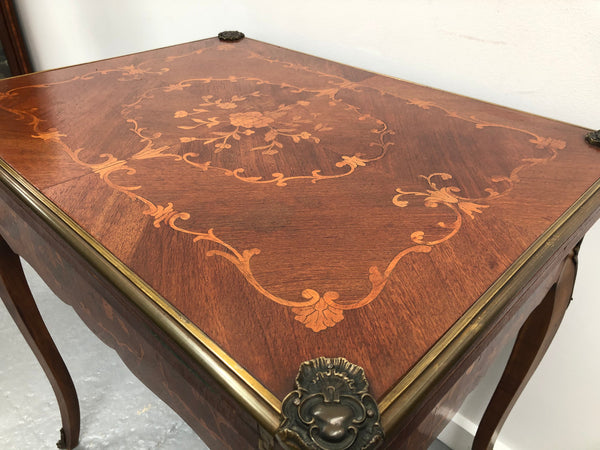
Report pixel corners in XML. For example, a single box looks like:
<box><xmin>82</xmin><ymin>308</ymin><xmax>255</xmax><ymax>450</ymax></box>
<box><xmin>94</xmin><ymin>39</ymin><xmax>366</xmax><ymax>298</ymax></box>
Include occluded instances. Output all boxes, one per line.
<box><xmin>472</xmin><ymin>243</ymin><xmax>580</xmax><ymax>450</ymax></box>
<box><xmin>0</xmin><ymin>235</ymin><xmax>80</xmax><ymax>449</ymax></box>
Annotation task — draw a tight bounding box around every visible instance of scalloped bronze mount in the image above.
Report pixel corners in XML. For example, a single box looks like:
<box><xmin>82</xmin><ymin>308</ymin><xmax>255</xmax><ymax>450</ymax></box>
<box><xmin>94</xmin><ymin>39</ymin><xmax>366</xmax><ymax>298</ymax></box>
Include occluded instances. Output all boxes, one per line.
<box><xmin>276</xmin><ymin>357</ymin><xmax>383</xmax><ymax>449</ymax></box>
<box><xmin>585</xmin><ymin>130</ymin><xmax>600</xmax><ymax>148</ymax></box>
<box><xmin>218</xmin><ymin>30</ymin><xmax>245</xmax><ymax>42</ymax></box>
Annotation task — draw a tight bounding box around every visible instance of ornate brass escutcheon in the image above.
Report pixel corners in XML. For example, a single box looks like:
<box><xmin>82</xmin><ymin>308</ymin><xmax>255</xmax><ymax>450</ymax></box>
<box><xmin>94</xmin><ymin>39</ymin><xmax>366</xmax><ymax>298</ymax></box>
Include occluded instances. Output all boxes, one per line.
<box><xmin>276</xmin><ymin>357</ymin><xmax>383</xmax><ymax>449</ymax></box>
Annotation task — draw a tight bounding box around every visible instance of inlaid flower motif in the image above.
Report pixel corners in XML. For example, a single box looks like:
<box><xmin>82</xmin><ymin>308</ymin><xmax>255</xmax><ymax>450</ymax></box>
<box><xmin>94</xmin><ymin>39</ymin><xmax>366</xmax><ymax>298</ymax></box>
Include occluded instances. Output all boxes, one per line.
<box><xmin>394</xmin><ymin>173</ymin><xmax>490</xmax><ymax>244</ymax></box>
<box><xmin>396</xmin><ymin>173</ymin><xmax>489</xmax><ymax>218</ymax></box>
<box><xmin>336</xmin><ymin>155</ymin><xmax>368</xmax><ymax>169</ymax></box>
<box><xmin>119</xmin><ymin>64</ymin><xmax>168</xmax><ymax>80</ymax></box>
<box><xmin>422</xmin><ymin>185</ymin><xmax>489</xmax><ymax>219</ymax></box>
<box><xmin>229</xmin><ymin>111</ymin><xmax>275</xmax><ymax>128</ymax></box>
<box><xmin>407</xmin><ymin>99</ymin><xmax>436</xmax><ymax>110</ymax></box>
<box><xmin>175</xmin><ymin>92</ymin><xmax>326</xmax><ymax>156</ymax></box>
<box><xmin>31</xmin><ymin>129</ymin><xmax>67</xmax><ymax>142</ymax></box>
<box><xmin>529</xmin><ymin>136</ymin><xmax>566</xmax><ymax>151</ymax></box>
<box><xmin>292</xmin><ymin>290</ymin><xmax>344</xmax><ymax>332</ymax></box>
<box><xmin>216</xmin><ymin>102</ymin><xmax>237</xmax><ymax>109</ymax></box>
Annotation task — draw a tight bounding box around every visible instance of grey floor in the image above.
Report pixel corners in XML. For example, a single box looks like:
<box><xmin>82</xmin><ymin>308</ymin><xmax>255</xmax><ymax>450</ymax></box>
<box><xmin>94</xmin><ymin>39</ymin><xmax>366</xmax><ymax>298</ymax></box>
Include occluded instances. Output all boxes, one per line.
<box><xmin>0</xmin><ymin>260</ymin><xmax>450</xmax><ymax>450</ymax></box>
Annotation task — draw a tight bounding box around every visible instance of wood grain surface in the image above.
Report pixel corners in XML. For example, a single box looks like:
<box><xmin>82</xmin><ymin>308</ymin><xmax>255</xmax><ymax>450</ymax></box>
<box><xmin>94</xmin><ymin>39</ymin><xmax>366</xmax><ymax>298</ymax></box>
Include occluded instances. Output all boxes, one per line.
<box><xmin>0</xmin><ymin>183</ymin><xmax>260</xmax><ymax>449</ymax></box>
<box><xmin>0</xmin><ymin>36</ymin><xmax>599</xmax><ymax>408</ymax></box>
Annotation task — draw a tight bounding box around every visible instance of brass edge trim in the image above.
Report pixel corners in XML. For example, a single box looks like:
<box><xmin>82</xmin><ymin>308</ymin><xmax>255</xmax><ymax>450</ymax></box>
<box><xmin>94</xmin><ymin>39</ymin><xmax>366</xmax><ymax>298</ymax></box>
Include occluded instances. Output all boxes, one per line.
<box><xmin>378</xmin><ymin>176</ymin><xmax>600</xmax><ymax>432</ymax></box>
<box><xmin>0</xmin><ymin>159</ymin><xmax>282</xmax><ymax>432</ymax></box>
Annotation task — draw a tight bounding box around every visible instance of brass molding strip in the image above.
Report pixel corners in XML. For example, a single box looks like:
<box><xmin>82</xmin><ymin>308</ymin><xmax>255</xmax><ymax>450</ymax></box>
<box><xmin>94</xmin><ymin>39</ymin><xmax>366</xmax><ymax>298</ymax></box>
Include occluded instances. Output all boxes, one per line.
<box><xmin>0</xmin><ymin>158</ymin><xmax>282</xmax><ymax>433</ymax></box>
<box><xmin>3</xmin><ymin>151</ymin><xmax>599</xmax><ymax>439</ymax></box>
<box><xmin>379</xmin><ymin>176</ymin><xmax>600</xmax><ymax>432</ymax></box>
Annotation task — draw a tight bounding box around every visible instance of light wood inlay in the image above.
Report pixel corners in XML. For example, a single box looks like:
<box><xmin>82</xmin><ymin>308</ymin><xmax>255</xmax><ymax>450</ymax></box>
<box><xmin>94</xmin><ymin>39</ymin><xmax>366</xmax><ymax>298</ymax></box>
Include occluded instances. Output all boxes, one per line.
<box><xmin>0</xmin><ymin>36</ymin><xmax>598</xmax><ymax>448</ymax></box>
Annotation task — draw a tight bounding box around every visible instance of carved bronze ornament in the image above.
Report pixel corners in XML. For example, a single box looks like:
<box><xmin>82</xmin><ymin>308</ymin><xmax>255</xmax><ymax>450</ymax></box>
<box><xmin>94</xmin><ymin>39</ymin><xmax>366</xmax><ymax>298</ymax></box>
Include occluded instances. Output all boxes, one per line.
<box><xmin>585</xmin><ymin>130</ymin><xmax>600</xmax><ymax>148</ymax></box>
<box><xmin>277</xmin><ymin>357</ymin><xmax>383</xmax><ymax>449</ymax></box>
<box><xmin>218</xmin><ymin>30</ymin><xmax>245</xmax><ymax>42</ymax></box>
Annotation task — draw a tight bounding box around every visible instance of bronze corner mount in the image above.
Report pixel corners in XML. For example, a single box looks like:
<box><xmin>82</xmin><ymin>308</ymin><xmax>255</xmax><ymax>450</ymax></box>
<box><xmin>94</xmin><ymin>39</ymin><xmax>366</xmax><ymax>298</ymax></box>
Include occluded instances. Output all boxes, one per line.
<box><xmin>218</xmin><ymin>30</ymin><xmax>245</xmax><ymax>42</ymax></box>
<box><xmin>585</xmin><ymin>130</ymin><xmax>600</xmax><ymax>148</ymax></box>
<box><xmin>276</xmin><ymin>357</ymin><xmax>384</xmax><ymax>450</ymax></box>
<box><xmin>56</xmin><ymin>428</ymin><xmax>67</xmax><ymax>449</ymax></box>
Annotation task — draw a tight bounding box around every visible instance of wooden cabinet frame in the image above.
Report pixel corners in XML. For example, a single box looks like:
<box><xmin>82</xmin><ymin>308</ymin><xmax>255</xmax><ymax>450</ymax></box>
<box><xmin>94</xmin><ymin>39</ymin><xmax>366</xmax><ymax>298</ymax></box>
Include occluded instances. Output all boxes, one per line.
<box><xmin>0</xmin><ymin>0</ymin><xmax>31</xmax><ymax>76</ymax></box>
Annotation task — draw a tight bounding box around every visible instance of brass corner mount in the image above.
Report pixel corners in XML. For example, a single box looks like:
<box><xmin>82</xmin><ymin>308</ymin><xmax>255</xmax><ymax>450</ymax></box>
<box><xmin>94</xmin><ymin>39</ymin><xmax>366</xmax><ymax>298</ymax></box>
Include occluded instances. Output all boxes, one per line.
<box><xmin>218</xmin><ymin>31</ymin><xmax>245</xmax><ymax>42</ymax></box>
<box><xmin>276</xmin><ymin>357</ymin><xmax>383</xmax><ymax>450</ymax></box>
<box><xmin>585</xmin><ymin>130</ymin><xmax>600</xmax><ymax>148</ymax></box>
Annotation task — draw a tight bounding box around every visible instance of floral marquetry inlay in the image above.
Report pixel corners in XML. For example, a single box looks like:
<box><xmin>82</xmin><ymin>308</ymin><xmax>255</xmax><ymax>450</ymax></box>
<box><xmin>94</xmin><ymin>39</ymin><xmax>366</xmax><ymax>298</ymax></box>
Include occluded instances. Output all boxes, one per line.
<box><xmin>0</xmin><ymin>39</ymin><xmax>568</xmax><ymax>332</ymax></box>
<box><xmin>121</xmin><ymin>74</ymin><xmax>394</xmax><ymax>186</ymax></box>
<box><xmin>175</xmin><ymin>94</ymin><xmax>323</xmax><ymax>155</ymax></box>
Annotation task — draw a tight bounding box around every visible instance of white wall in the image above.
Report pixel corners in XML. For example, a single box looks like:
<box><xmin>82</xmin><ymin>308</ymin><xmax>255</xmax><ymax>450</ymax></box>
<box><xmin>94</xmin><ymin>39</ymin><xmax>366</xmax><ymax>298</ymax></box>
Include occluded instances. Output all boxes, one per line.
<box><xmin>14</xmin><ymin>1</ymin><xmax>600</xmax><ymax>448</ymax></box>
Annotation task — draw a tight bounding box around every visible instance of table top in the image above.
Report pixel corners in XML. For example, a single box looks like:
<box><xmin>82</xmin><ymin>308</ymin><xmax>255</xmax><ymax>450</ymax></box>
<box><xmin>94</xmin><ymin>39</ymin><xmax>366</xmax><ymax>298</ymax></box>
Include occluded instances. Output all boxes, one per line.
<box><xmin>0</xmin><ymin>35</ymin><xmax>599</xmax><ymax>431</ymax></box>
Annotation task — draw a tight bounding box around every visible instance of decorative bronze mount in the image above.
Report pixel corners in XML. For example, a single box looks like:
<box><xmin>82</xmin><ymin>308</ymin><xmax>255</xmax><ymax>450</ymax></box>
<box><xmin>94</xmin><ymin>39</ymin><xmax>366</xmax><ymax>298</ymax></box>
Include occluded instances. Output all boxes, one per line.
<box><xmin>585</xmin><ymin>130</ymin><xmax>600</xmax><ymax>148</ymax></box>
<box><xmin>276</xmin><ymin>357</ymin><xmax>383</xmax><ymax>449</ymax></box>
<box><xmin>56</xmin><ymin>428</ymin><xmax>67</xmax><ymax>449</ymax></box>
<box><xmin>218</xmin><ymin>30</ymin><xmax>245</xmax><ymax>42</ymax></box>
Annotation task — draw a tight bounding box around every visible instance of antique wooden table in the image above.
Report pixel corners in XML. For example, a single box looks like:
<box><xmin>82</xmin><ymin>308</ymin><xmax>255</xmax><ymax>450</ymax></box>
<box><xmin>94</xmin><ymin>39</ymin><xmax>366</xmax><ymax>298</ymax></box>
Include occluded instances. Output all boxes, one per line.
<box><xmin>0</xmin><ymin>33</ymin><xmax>599</xmax><ymax>449</ymax></box>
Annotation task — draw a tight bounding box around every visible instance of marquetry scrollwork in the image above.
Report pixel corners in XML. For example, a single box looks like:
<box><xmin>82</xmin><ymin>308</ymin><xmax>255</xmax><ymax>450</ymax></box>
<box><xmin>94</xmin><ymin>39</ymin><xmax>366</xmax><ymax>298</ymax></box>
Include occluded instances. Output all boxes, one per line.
<box><xmin>120</xmin><ymin>72</ymin><xmax>394</xmax><ymax>186</ymax></box>
<box><xmin>277</xmin><ymin>357</ymin><xmax>383</xmax><ymax>450</ymax></box>
<box><xmin>0</xmin><ymin>40</ymin><xmax>568</xmax><ymax>332</ymax></box>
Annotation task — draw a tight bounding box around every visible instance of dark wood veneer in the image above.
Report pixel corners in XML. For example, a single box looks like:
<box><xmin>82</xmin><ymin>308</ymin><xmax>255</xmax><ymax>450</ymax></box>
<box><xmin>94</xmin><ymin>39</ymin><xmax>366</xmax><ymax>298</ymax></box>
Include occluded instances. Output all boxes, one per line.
<box><xmin>0</xmin><ymin>36</ymin><xmax>598</xmax><ymax>449</ymax></box>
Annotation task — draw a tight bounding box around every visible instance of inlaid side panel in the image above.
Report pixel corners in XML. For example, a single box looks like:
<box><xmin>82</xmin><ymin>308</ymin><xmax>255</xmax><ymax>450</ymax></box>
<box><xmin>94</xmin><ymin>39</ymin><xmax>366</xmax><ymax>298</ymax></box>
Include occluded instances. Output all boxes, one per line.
<box><xmin>0</xmin><ymin>185</ymin><xmax>259</xmax><ymax>450</ymax></box>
